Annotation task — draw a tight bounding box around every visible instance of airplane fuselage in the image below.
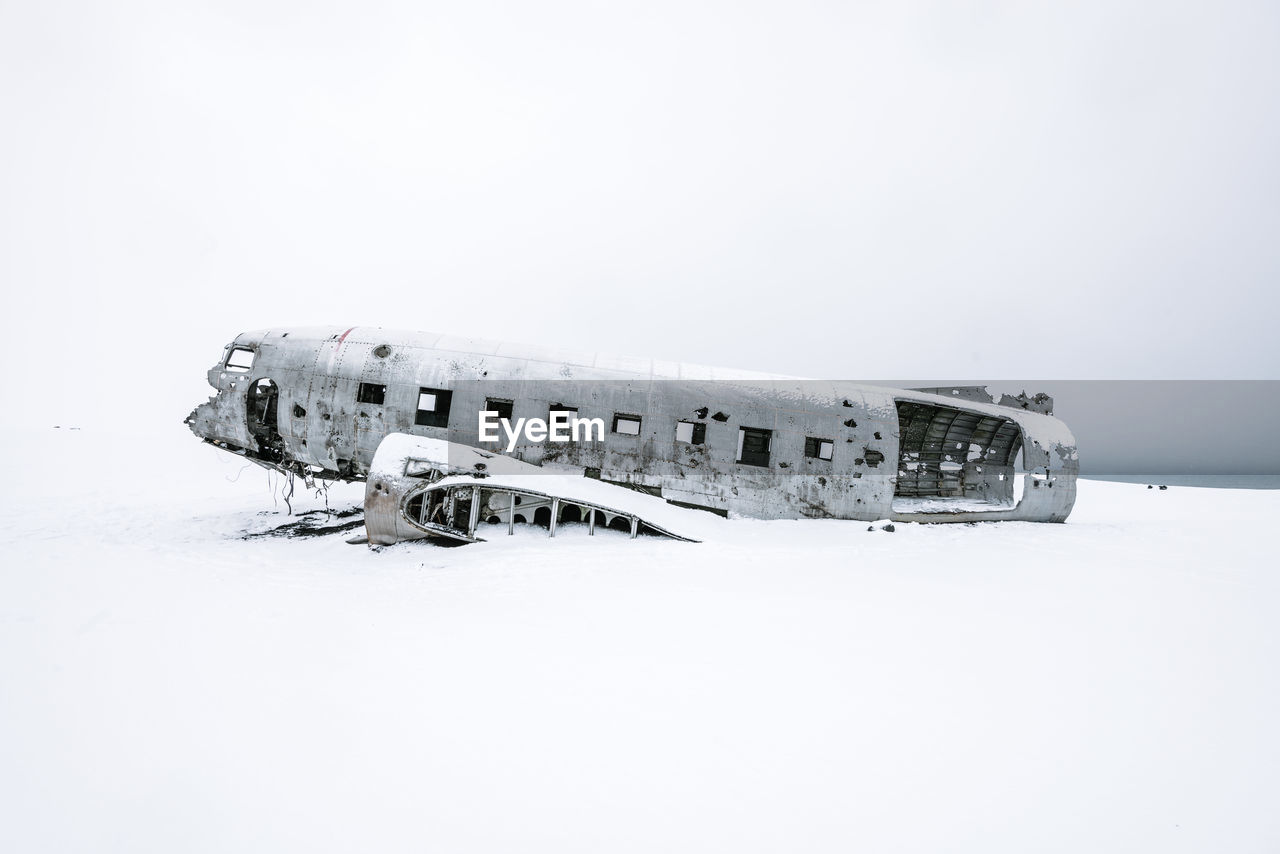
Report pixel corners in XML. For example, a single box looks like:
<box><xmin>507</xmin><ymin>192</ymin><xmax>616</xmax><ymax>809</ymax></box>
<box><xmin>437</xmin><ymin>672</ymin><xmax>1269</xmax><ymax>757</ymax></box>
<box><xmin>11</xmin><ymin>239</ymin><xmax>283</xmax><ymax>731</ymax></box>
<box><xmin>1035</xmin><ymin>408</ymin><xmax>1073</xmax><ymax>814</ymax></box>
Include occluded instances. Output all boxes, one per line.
<box><xmin>187</xmin><ymin>326</ymin><xmax>1079</xmax><ymax>523</ymax></box>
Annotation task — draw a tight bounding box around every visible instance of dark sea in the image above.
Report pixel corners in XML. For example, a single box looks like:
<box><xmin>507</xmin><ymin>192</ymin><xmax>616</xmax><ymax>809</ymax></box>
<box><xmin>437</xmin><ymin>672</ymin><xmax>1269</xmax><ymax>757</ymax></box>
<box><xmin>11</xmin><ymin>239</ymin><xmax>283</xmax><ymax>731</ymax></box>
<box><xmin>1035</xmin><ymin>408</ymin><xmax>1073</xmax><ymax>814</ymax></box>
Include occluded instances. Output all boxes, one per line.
<box><xmin>1081</xmin><ymin>475</ymin><xmax>1280</xmax><ymax>490</ymax></box>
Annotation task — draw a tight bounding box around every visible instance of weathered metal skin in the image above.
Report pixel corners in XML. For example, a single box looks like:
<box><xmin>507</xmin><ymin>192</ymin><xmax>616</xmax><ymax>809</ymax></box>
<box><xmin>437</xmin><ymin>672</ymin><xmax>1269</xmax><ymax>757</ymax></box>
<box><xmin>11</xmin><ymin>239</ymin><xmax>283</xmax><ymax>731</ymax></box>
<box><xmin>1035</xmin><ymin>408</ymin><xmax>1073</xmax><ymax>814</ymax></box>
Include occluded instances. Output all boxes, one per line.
<box><xmin>187</xmin><ymin>326</ymin><xmax>1078</xmax><ymax>523</ymax></box>
<box><xmin>364</xmin><ymin>435</ymin><xmax>704</xmax><ymax>545</ymax></box>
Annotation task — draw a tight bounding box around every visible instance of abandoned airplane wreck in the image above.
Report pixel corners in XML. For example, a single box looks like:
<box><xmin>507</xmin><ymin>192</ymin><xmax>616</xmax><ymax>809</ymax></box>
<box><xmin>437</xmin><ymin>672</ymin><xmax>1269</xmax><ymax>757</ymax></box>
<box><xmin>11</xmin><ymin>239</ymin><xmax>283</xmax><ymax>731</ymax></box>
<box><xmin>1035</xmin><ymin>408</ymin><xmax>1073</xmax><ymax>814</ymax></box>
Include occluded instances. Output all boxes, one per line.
<box><xmin>186</xmin><ymin>326</ymin><xmax>1079</xmax><ymax>544</ymax></box>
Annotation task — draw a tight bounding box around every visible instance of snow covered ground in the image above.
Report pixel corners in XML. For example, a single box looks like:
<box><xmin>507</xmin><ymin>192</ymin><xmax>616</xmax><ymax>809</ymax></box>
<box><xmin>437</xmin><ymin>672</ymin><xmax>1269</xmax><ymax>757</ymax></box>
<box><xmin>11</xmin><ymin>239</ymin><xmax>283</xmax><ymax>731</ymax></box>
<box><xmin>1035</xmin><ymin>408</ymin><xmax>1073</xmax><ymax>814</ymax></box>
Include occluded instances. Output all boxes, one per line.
<box><xmin>2</xmin><ymin>426</ymin><xmax>1277</xmax><ymax>853</ymax></box>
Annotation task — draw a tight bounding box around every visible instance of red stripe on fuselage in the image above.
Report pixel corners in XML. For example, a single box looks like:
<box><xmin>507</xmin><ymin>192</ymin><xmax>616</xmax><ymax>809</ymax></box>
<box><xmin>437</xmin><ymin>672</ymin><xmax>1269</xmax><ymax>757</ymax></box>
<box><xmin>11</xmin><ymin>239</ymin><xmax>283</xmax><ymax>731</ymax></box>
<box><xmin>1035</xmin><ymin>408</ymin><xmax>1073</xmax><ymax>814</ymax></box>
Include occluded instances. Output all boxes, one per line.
<box><xmin>337</xmin><ymin>326</ymin><xmax>356</xmax><ymax>344</ymax></box>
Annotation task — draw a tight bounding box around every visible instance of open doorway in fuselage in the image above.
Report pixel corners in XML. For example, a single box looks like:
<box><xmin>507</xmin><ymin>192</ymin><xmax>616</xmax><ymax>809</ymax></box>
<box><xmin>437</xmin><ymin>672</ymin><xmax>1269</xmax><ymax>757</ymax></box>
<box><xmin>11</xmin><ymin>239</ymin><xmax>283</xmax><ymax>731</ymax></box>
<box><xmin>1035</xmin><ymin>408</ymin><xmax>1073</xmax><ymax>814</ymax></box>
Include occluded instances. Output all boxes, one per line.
<box><xmin>246</xmin><ymin>378</ymin><xmax>285</xmax><ymax>464</ymax></box>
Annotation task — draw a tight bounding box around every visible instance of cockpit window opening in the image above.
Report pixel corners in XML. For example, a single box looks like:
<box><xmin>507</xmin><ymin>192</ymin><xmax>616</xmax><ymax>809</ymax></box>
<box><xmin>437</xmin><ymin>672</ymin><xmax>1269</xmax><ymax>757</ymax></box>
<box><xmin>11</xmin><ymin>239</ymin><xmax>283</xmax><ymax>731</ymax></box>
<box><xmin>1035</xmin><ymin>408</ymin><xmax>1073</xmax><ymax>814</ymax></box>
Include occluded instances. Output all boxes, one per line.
<box><xmin>225</xmin><ymin>347</ymin><xmax>255</xmax><ymax>372</ymax></box>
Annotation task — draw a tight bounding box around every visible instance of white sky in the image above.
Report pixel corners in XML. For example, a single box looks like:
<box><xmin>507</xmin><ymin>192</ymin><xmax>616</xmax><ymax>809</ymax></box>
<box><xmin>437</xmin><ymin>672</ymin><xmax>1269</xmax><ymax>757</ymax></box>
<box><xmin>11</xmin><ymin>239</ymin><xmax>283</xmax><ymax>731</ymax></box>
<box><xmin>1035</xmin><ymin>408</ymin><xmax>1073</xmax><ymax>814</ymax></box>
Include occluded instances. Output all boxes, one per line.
<box><xmin>2</xmin><ymin>1</ymin><xmax>1277</xmax><ymax>429</ymax></box>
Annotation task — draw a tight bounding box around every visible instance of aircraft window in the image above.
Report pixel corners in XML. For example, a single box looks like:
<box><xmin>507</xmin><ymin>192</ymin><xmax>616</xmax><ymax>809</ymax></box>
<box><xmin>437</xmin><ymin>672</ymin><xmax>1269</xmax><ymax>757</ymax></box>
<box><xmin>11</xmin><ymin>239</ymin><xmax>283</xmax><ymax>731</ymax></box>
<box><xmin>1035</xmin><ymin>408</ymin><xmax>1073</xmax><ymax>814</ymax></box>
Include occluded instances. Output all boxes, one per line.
<box><xmin>357</xmin><ymin>382</ymin><xmax>386</xmax><ymax>405</ymax></box>
<box><xmin>484</xmin><ymin>398</ymin><xmax>514</xmax><ymax>423</ymax></box>
<box><xmin>805</xmin><ymin>437</ymin><xmax>834</xmax><ymax>460</ymax></box>
<box><xmin>225</xmin><ymin>347</ymin><xmax>255</xmax><ymax>372</ymax></box>
<box><xmin>675</xmin><ymin>421</ymin><xmax>705</xmax><ymax>445</ymax></box>
<box><xmin>738</xmin><ymin>426</ymin><xmax>772</xmax><ymax>467</ymax></box>
<box><xmin>549</xmin><ymin>403</ymin><xmax>577</xmax><ymax>421</ymax></box>
<box><xmin>612</xmin><ymin>414</ymin><xmax>642</xmax><ymax>436</ymax></box>
<box><xmin>548</xmin><ymin>404</ymin><xmax>579</xmax><ymax>437</ymax></box>
<box><xmin>416</xmin><ymin>387</ymin><xmax>452</xmax><ymax>427</ymax></box>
